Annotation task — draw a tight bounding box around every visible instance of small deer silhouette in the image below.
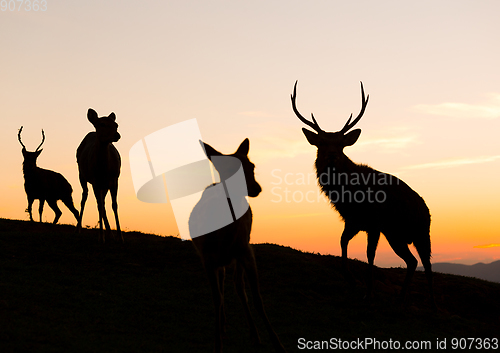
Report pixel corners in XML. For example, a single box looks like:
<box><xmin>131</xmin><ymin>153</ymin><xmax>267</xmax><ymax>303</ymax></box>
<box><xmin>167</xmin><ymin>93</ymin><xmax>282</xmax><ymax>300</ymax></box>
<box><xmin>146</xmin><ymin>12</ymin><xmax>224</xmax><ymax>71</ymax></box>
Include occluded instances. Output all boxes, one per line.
<box><xmin>18</xmin><ymin>126</ymin><xmax>79</xmax><ymax>224</ymax></box>
<box><xmin>76</xmin><ymin>108</ymin><xmax>123</xmax><ymax>243</ymax></box>
<box><xmin>291</xmin><ymin>81</ymin><xmax>434</xmax><ymax>306</ymax></box>
<box><xmin>189</xmin><ymin>139</ymin><xmax>286</xmax><ymax>353</ymax></box>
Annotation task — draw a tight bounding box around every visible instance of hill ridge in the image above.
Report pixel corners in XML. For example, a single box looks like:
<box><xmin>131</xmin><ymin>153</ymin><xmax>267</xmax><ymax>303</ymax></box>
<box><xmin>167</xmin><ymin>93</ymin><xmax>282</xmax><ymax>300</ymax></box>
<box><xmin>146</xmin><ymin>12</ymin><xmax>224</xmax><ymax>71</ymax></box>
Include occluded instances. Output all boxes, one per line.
<box><xmin>0</xmin><ymin>218</ymin><xmax>499</xmax><ymax>352</ymax></box>
<box><xmin>418</xmin><ymin>260</ymin><xmax>500</xmax><ymax>283</ymax></box>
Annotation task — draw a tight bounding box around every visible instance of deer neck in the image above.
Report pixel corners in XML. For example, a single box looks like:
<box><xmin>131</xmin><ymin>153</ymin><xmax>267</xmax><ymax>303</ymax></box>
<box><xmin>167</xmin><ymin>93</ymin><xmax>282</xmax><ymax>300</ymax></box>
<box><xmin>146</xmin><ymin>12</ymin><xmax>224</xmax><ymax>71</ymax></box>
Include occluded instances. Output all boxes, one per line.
<box><xmin>22</xmin><ymin>161</ymin><xmax>38</xmax><ymax>175</ymax></box>
<box><xmin>315</xmin><ymin>150</ymin><xmax>360</xmax><ymax>193</ymax></box>
<box><xmin>316</xmin><ymin>149</ymin><xmax>357</xmax><ymax>172</ymax></box>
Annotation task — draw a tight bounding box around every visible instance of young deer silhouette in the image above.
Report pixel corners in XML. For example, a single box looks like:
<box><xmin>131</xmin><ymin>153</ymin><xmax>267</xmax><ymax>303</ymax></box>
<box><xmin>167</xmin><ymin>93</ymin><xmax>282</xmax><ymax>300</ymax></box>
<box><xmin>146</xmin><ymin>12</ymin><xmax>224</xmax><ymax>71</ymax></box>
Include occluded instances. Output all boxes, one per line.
<box><xmin>291</xmin><ymin>81</ymin><xmax>435</xmax><ymax>306</ymax></box>
<box><xmin>18</xmin><ymin>126</ymin><xmax>79</xmax><ymax>224</ymax></box>
<box><xmin>189</xmin><ymin>139</ymin><xmax>286</xmax><ymax>353</ymax></box>
<box><xmin>76</xmin><ymin>108</ymin><xmax>123</xmax><ymax>243</ymax></box>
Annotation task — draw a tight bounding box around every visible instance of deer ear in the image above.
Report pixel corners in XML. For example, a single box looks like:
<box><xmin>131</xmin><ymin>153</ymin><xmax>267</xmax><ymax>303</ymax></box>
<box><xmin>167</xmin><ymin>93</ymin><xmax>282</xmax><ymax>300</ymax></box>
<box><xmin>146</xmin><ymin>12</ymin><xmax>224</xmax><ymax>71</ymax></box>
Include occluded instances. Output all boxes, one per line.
<box><xmin>235</xmin><ymin>138</ymin><xmax>250</xmax><ymax>155</ymax></box>
<box><xmin>87</xmin><ymin>109</ymin><xmax>98</xmax><ymax>124</ymax></box>
<box><xmin>36</xmin><ymin>149</ymin><xmax>43</xmax><ymax>156</ymax></box>
<box><xmin>200</xmin><ymin>140</ymin><xmax>222</xmax><ymax>160</ymax></box>
<box><xmin>302</xmin><ymin>128</ymin><xmax>320</xmax><ymax>146</ymax></box>
<box><xmin>343</xmin><ymin>129</ymin><xmax>361</xmax><ymax>146</ymax></box>
<box><xmin>109</xmin><ymin>112</ymin><xmax>116</xmax><ymax>121</ymax></box>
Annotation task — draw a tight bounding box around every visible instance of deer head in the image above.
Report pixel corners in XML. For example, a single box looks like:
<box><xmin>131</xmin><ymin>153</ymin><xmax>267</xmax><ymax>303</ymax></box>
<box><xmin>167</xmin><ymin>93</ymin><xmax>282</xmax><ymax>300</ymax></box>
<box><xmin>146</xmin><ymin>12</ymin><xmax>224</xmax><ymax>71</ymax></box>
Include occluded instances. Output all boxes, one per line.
<box><xmin>201</xmin><ymin>138</ymin><xmax>262</xmax><ymax>198</ymax></box>
<box><xmin>87</xmin><ymin>109</ymin><xmax>121</xmax><ymax>143</ymax></box>
<box><xmin>18</xmin><ymin>126</ymin><xmax>45</xmax><ymax>168</ymax></box>
<box><xmin>291</xmin><ymin>81</ymin><xmax>369</xmax><ymax>156</ymax></box>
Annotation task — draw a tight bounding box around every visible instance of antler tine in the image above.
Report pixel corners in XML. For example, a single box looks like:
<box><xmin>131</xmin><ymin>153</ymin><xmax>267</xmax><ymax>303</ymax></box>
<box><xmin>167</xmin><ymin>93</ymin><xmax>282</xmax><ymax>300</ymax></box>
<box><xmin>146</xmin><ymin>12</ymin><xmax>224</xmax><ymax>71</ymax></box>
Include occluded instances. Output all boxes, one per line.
<box><xmin>291</xmin><ymin>81</ymin><xmax>324</xmax><ymax>133</ymax></box>
<box><xmin>18</xmin><ymin>126</ymin><xmax>26</xmax><ymax>150</ymax></box>
<box><xmin>340</xmin><ymin>82</ymin><xmax>369</xmax><ymax>134</ymax></box>
<box><xmin>35</xmin><ymin>129</ymin><xmax>45</xmax><ymax>151</ymax></box>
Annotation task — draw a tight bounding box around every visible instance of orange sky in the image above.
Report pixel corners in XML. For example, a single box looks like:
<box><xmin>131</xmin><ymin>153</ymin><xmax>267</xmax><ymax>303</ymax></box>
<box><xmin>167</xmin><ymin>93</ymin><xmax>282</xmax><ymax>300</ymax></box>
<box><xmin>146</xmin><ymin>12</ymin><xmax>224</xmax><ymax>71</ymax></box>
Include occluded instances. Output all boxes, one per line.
<box><xmin>1</xmin><ymin>1</ymin><xmax>499</xmax><ymax>267</ymax></box>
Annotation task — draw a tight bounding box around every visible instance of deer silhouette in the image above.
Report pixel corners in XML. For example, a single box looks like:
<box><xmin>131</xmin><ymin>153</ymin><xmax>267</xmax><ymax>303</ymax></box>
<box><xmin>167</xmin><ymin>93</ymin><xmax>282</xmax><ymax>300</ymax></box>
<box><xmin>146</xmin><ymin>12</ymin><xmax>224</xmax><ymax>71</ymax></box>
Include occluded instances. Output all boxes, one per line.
<box><xmin>18</xmin><ymin>126</ymin><xmax>79</xmax><ymax>224</ymax></box>
<box><xmin>291</xmin><ymin>81</ymin><xmax>435</xmax><ymax>306</ymax></box>
<box><xmin>189</xmin><ymin>139</ymin><xmax>286</xmax><ymax>353</ymax></box>
<box><xmin>76</xmin><ymin>108</ymin><xmax>123</xmax><ymax>243</ymax></box>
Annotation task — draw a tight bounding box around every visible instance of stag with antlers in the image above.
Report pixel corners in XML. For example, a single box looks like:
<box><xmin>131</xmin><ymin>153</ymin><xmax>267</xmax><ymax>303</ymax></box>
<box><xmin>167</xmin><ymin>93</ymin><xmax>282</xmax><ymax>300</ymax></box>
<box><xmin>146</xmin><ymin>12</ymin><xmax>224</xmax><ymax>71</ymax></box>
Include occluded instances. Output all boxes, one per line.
<box><xmin>189</xmin><ymin>139</ymin><xmax>286</xmax><ymax>353</ymax></box>
<box><xmin>76</xmin><ymin>108</ymin><xmax>123</xmax><ymax>243</ymax></box>
<box><xmin>291</xmin><ymin>81</ymin><xmax>435</xmax><ymax>306</ymax></box>
<box><xmin>18</xmin><ymin>126</ymin><xmax>79</xmax><ymax>224</ymax></box>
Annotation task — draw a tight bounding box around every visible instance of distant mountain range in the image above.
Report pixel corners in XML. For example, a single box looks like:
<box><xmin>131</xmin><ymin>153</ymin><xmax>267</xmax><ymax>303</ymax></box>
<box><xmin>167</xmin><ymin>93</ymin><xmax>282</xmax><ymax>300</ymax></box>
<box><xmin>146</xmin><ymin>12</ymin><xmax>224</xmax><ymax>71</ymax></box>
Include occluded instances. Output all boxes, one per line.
<box><xmin>418</xmin><ymin>260</ymin><xmax>500</xmax><ymax>283</ymax></box>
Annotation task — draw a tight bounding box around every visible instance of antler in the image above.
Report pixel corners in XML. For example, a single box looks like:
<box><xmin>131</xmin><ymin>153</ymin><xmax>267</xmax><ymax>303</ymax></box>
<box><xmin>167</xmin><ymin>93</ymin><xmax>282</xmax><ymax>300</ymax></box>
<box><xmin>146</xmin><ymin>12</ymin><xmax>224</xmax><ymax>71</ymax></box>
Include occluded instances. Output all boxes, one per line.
<box><xmin>291</xmin><ymin>81</ymin><xmax>324</xmax><ymax>133</ymax></box>
<box><xmin>35</xmin><ymin>130</ymin><xmax>45</xmax><ymax>151</ymax></box>
<box><xmin>18</xmin><ymin>126</ymin><xmax>26</xmax><ymax>150</ymax></box>
<box><xmin>339</xmin><ymin>82</ymin><xmax>369</xmax><ymax>134</ymax></box>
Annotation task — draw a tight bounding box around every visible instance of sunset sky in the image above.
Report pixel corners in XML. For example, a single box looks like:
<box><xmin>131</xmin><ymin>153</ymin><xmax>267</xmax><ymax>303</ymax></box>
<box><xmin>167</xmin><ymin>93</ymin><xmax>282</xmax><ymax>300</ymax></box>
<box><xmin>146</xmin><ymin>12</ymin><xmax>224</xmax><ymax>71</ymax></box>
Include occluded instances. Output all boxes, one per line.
<box><xmin>1</xmin><ymin>1</ymin><xmax>499</xmax><ymax>267</ymax></box>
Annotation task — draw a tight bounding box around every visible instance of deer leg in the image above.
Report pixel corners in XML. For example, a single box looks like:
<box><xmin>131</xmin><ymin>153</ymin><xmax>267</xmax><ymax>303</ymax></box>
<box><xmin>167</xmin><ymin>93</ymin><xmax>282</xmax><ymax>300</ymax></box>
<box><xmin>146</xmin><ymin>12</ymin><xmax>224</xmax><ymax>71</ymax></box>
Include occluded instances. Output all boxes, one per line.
<box><xmin>110</xmin><ymin>182</ymin><xmax>123</xmax><ymax>242</ymax></box>
<box><xmin>234</xmin><ymin>260</ymin><xmax>260</xmax><ymax>345</ymax></box>
<box><xmin>366</xmin><ymin>231</ymin><xmax>381</xmax><ymax>300</ymax></box>
<box><xmin>47</xmin><ymin>199</ymin><xmax>62</xmax><ymax>224</ymax></box>
<box><xmin>27</xmin><ymin>196</ymin><xmax>34</xmax><ymax>221</ymax></box>
<box><xmin>38</xmin><ymin>199</ymin><xmax>45</xmax><ymax>222</ymax></box>
<box><xmin>206</xmin><ymin>267</ymin><xmax>223</xmax><ymax>353</ymax></box>
<box><xmin>340</xmin><ymin>223</ymin><xmax>359</xmax><ymax>283</ymax></box>
<box><xmin>415</xmin><ymin>240</ymin><xmax>436</xmax><ymax>309</ymax></box>
<box><xmin>241</xmin><ymin>250</ymin><xmax>286</xmax><ymax>353</ymax></box>
<box><xmin>62</xmin><ymin>196</ymin><xmax>80</xmax><ymax>223</ymax></box>
<box><xmin>77</xmin><ymin>176</ymin><xmax>88</xmax><ymax>233</ymax></box>
<box><xmin>420</xmin><ymin>255</ymin><xmax>437</xmax><ymax>310</ymax></box>
<box><xmin>100</xmin><ymin>189</ymin><xmax>113</xmax><ymax>240</ymax></box>
<box><xmin>387</xmin><ymin>239</ymin><xmax>418</xmax><ymax>303</ymax></box>
<box><xmin>92</xmin><ymin>188</ymin><xmax>106</xmax><ymax>243</ymax></box>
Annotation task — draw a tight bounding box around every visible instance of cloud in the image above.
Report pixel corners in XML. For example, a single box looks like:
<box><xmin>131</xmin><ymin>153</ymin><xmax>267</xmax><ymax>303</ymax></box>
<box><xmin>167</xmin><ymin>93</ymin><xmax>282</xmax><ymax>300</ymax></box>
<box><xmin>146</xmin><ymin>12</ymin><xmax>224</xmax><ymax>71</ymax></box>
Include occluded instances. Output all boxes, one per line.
<box><xmin>246</xmin><ymin>120</ymin><xmax>419</xmax><ymax>162</ymax></box>
<box><xmin>238</xmin><ymin>111</ymin><xmax>277</xmax><ymax>118</ymax></box>
<box><xmin>354</xmin><ymin>135</ymin><xmax>418</xmax><ymax>151</ymax></box>
<box><xmin>242</xmin><ymin>121</ymin><xmax>313</xmax><ymax>162</ymax></box>
<box><xmin>474</xmin><ymin>244</ymin><xmax>500</xmax><ymax>249</ymax></box>
<box><xmin>414</xmin><ymin>93</ymin><xmax>500</xmax><ymax>119</ymax></box>
<box><xmin>402</xmin><ymin>155</ymin><xmax>500</xmax><ymax>170</ymax></box>
<box><xmin>251</xmin><ymin>134</ymin><xmax>312</xmax><ymax>163</ymax></box>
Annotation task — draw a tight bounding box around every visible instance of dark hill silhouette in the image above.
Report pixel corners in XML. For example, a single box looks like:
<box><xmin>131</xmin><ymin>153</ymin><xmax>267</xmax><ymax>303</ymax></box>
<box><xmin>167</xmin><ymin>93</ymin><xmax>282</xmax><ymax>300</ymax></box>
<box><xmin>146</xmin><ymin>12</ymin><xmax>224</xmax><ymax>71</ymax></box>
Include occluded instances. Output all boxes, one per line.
<box><xmin>418</xmin><ymin>261</ymin><xmax>500</xmax><ymax>283</ymax></box>
<box><xmin>0</xmin><ymin>218</ymin><xmax>499</xmax><ymax>352</ymax></box>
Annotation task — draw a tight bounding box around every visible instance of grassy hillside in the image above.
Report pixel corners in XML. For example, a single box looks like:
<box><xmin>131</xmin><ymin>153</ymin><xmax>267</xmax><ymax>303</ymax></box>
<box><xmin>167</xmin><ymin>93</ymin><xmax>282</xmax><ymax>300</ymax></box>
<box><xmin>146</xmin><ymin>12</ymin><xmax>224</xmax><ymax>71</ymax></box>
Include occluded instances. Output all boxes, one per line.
<box><xmin>0</xmin><ymin>218</ymin><xmax>499</xmax><ymax>352</ymax></box>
